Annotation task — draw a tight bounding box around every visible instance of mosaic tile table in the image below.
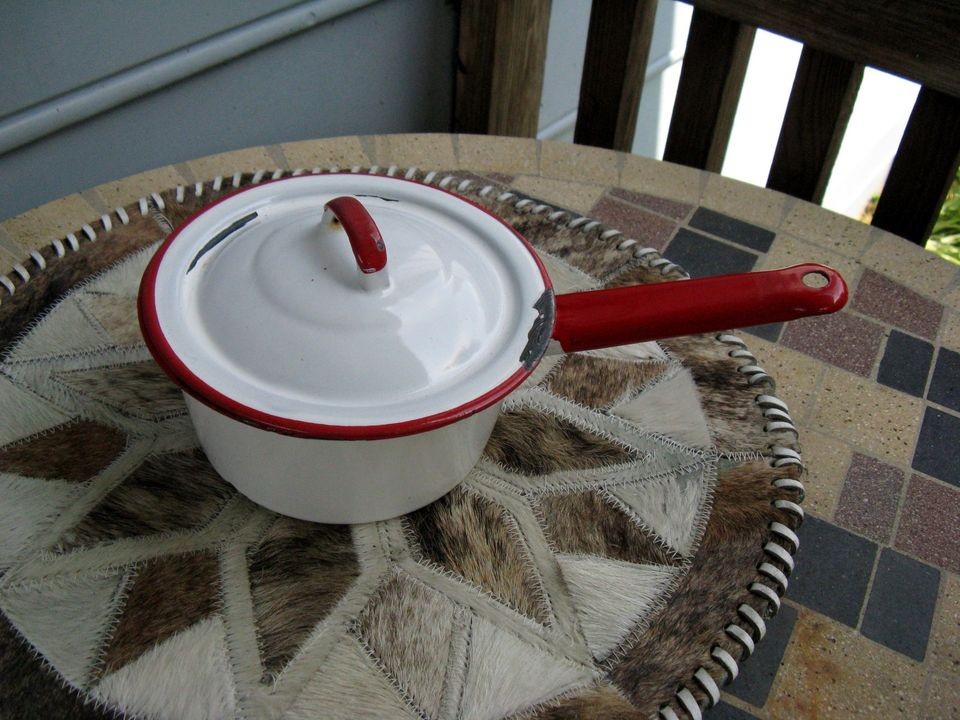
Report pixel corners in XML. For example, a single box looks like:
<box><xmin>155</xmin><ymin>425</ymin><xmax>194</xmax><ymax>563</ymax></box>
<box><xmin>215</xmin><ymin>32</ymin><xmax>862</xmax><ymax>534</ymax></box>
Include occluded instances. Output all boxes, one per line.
<box><xmin>0</xmin><ymin>135</ymin><xmax>958</xmax><ymax>720</ymax></box>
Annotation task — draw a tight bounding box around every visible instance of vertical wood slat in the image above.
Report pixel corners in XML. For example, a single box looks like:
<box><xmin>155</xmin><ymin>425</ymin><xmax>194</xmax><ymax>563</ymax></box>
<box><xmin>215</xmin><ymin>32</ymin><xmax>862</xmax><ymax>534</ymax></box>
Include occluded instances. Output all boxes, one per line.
<box><xmin>453</xmin><ymin>0</ymin><xmax>551</xmax><ymax>137</ymax></box>
<box><xmin>663</xmin><ymin>7</ymin><xmax>755</xmax><ymax>172</ymax></box>
<box><xmin>573</xmin><ymin>0</ymin><xmax>658</xmax><ymax>152</ymax></box>
<box><xmin>872</xmin><ymin>87</ymin><xmax>960</xmax><ymax>244</ymax></box>
<box><xmin>767</xmin><ymin>48</ymin><xmax>863</xmax><ymax>203</ymax></box>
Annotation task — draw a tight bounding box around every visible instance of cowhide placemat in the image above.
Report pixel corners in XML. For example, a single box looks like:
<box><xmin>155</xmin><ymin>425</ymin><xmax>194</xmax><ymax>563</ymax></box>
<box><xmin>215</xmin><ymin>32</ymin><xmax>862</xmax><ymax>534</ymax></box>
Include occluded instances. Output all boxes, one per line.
<box><xmin>0</xmin><ymin>169</ymin><xmax>804</xmax><ymax>720</ymax></box>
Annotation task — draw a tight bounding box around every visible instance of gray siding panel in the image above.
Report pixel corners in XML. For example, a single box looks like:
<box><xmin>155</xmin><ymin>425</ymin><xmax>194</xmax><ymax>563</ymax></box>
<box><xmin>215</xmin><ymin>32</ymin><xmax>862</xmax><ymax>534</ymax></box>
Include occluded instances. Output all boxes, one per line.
<box><xmin>0</xmin><ymin>0</ymin><xmax>456</xmax><ymax>220</ymax></box>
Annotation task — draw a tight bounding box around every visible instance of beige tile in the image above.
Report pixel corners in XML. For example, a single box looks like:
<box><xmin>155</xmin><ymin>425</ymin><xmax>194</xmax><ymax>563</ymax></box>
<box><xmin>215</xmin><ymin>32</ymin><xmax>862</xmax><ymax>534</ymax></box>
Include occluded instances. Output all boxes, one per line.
<box><xmin>795</xmin><ymin>429</ymin><xmax>853</xmax><ymax>519</ymax></box>
<box><xmin>510</xmin><ymin>176</ymin><xmax>606</xmax><ymax>215</ymax></box>
<box><xmin>756</xmin><ymin>233</ymin><xmax>862</xmax><ymax>289</ymax></box>
<box><xmin>861</xmin><ymin>232</ymin><xmax>958</xmax><ymax>299</ymax></box>
<box><xmin>921</xmin><ymin>672</ymin><xmax>960</xmax><ymax>719</ymax></box>
<box><xmin>187</xmin><ymin>146</ymin><xmax>277</xmax><ymax>182</ymax></box>
<box><xmin>812</xmin><ymin>366</ymin><xmax>924</xmax><ymax>464</ymax></box>
<box><xmin>781</xmin><ymin>201</ymin><xmax>872</xmax><ymax>258</ymax></box>
<box><xmin>701</xmin><ymin>173</ymin><xmax>788</xmax><ymax>229</ymax></box>
<box><xmin>373</xmin><ymin>133</ymin><xmax>458</xmax><ymax>170</ymax></box>
<box><xmin>92</xmin><ymin>166</ymin><xmax>187</xmax><ymax>210</ymax></box>
<box><xmin>943</xmin><ymin>310</ymin><xmax>960</xmax><ymax>352</ymax></box>
<box><xmin>929</xmin><ymin>572</ymin><xmax>960</xmax><ymax>675</ymax></box>
<box><xmin>946</xmin><ymin>283</ymin><xmax>960</xmax><ymax>312</ymax></box>
<box><xmin>768</xmin><ymin>609</ymin><xmax>925</xmax><ymax>719</ymax></box>
<box><xmin>742</xmin><ymin>337</ymin><xmax>825</xmax><ymax>424</ymax></box>
<box><xmin>456</xmin><ymin>134</ymin><xmax>538</xmax><ymax>175</ymax></box>
<box><xmin>280</xmin><ymin>136</ymin><xmax>370</xmax><ymax>171</ymax></box>
<box><xmin>539</xmin><ymin>140</ymin><xmax>620</xmax><ymax>186</ymax></box>
<box><xmin>1</xmin><ymin>194</ymin><xmax>99</xmax><ymax>252</ymax></box>
<box><xmin>620</xmin><ymin>155</ymin><xmax>701</xmax><ymax>204</ymax></box>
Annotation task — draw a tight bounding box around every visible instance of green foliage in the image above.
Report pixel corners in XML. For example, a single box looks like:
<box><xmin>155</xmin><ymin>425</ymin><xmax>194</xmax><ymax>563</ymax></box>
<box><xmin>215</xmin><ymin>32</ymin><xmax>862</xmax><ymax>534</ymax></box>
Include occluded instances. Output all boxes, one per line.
<box><xmin>926</xmin><ymin>167</ymin><xmax>960</xmax><ymax>266</ymax></box>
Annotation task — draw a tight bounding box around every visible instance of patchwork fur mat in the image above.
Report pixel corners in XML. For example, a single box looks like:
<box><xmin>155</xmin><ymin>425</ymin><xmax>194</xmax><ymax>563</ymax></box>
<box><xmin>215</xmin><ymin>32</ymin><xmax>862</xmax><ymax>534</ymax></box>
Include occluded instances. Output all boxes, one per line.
<box><xmin>0</xmin><ymin>169</ymin><xmax>804</xmax><ymax>720</ymax></box>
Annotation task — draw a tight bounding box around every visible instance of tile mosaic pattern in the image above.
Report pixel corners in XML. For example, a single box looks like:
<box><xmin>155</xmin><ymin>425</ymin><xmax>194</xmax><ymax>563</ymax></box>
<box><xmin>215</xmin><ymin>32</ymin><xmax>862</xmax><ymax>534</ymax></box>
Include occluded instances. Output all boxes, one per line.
<box><xmin>2</xmin><ymin>135</ymin><xmax>958</xmax><ymax>720</ymax></box>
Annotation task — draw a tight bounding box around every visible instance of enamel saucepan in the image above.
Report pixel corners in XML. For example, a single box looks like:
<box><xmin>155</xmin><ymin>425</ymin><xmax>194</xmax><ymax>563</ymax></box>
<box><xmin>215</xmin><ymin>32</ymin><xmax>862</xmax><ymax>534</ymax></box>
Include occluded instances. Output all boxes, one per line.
<box><xmin>139</xmin><ymin>174</ymin><xmax>846</xmax><ymax>523</ymax></box>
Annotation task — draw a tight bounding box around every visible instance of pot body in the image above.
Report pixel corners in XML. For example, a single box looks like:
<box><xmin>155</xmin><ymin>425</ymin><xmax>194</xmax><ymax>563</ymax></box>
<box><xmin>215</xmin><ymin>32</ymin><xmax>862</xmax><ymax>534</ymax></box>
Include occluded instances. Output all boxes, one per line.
<box><xmin>185</xmin><ymin>394</ymin><xmax>501</xmax><ymax>523</ymax></box>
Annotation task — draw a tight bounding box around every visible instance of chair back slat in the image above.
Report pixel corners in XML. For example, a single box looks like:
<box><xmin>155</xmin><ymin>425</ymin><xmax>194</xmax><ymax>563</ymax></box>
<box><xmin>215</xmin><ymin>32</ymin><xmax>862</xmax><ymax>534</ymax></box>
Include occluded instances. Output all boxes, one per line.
<box><xmin>767</xmin><ymin>47</ymin><xmax>863</xmax><ymax>204</ymax></box>
<box><xmin>872</xmin><ymin>87</ymin><xmax>960</xmax><ymax>243</ymax></box>
<box><xmin>574</xmin><ymin>0</ymin><xmax>658</xmax><ymax>152</ymax></box>
<box><xmin>454</xmin><ymin>0</ymin><xmax>551</xmax><ymax>137</ymax></box>
<box><xmin>663</xmin><ymin>7</ymin><xmax>754</xmax><ymax>172</ymax></box>
<box><xmin>686</xmin><ymin>0</ymin><xmax>960</xmax><ymax>98</ymax></box>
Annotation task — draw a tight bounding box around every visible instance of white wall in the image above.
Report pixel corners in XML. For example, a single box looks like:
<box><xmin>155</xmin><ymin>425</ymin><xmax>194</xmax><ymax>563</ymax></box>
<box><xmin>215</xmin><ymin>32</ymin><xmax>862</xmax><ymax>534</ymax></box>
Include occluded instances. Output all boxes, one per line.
<box><xmin>0</xmin><ymin>0</ymin><xmax>456</xmax><ymax>221</ymax></box>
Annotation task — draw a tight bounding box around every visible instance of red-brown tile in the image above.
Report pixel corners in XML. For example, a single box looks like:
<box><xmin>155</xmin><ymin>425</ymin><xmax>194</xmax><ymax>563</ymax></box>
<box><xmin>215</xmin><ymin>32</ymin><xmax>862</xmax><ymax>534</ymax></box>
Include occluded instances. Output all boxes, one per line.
<box><xmin>834</xmin><ymin>453</ymin><xmax>904</xmax><ymax>543</ymax></box>
<box><xmin>589</xmin><ymin>196</ymin><xmax>678</xmax><ymax>251</ymax></box>
<box><xmin>781</xmin><ymin>312</ymin><xmax>885</xmax><ymax>376</ymax></box>
<box><xmin>895</xmin><ymin>474</ymin><xmax>960</xmax><ymax>574</ymax></box>
<box><xmin>852</xmin><ymin>269</ymin><xmax>944</xmax><ymax>340</ymax></box>
<box><xmin>609</xmin><ymin>188</ymin><xmax>693</xmax><ymax>220</ymax></box>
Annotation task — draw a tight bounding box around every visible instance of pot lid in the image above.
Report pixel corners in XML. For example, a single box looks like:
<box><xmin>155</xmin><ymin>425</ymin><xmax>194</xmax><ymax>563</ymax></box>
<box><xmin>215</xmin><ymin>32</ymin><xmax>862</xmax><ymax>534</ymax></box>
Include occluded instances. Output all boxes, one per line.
<box><xmin>139</xmin><ymin>174</ymin><xmax>553</xmax><ymax>439</ymax></box>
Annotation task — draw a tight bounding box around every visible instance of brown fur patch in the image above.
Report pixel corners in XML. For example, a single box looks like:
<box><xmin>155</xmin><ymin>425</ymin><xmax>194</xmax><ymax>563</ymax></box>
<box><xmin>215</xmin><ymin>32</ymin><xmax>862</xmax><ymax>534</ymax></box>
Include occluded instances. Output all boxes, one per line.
<box><xmin>0</xmin><ymin>212</ymin><xmax>164</xmax><ymax>359</ymax></box>
<box><xmin>545</xmin><ymin>355</ymin><xmax>669</xmax><ymax>409</ymax></box>
<box><xmin>247</xmin><ymin>517</ymin><xmax>359</xmax><ymax>677</ymax></box>
<box><xmin>356</xmin><ymin>572</ymin><xmax>454</xmax><ymax>717</ymax></box>
<box><xmin>60</xmin><ymin>449</ymin><xmax>234</xmax><ymax>549</ymax></box>
<box><xmin>0</xmin><ymin>612</ymin><xmax>122</xmax><ymax>719</ymax></box>
<box><xmin>609</xmin><ymin>457</ymin><xmax>790</xmax><ymax>714</ymax></box>
<box><xmin>539</xmin><ymin>491</ymin><xmax>682</xmax><ymax>567</ymax></box>
<box><xmin>603</xmin><ymin>260</ymin><xmax>675</xmax><ymax>287</ymax></box>
<box><xmin>516</xmin><ymin>217</ymin><xmax>633</xmax><ymax>278</ymax></box>
<box><xmin>659</xmin><ymin>334</ymin><xmax>770</xmax><ymax>453</ymax></box>
<box><xmin>530</xmin><ymin>682</ymin><xmax>643</xmax><ymax>719</ymax></box>
<box><xmin>98</xmin><ymin>551</ymin><xmax>219</xmax><ymax>677</ymax></box>
<box><xmin>706</xmin><ymin>459</ymin><xmax>801</xmax><ymax>547</ymax></box>
<box><xmin>0</xmin><ymin>420</ymin><xmax>126</xmax><ymax>481</ymax></box>
<box><xmin>407</xmin><ymin>486</ymin><xmax>548</xmax><ymax>623</ymax></box>
<box><xmin>484</xmin><ymin>409</ymin><xmax>636</xmax><ymax>474</ymax></box>
<box><xmin>53</xmin><ymin>360</ymin><xmax>185</xmax><ymax>420</ymax></box>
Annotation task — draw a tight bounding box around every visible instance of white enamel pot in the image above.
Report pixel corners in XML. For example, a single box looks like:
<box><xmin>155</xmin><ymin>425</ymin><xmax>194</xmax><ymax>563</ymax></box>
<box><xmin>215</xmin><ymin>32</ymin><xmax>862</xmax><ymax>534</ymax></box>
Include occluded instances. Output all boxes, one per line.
<box><xmin>139</xmin><ymin>174</ymin><xmax>847</xmax><ymax>523</ymax></box>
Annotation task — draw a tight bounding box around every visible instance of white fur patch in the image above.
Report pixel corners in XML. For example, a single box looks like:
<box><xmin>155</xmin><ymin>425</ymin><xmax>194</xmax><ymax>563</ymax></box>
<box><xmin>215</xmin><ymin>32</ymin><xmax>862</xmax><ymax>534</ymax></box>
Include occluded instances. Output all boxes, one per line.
<box><xmin>521</xmin><ymin>353</ymin><xmax>564</xmax><ymax>389</ymax></box>
<box><xmin>95</xmin><ymin>616</ymin><xmax>236</xmax><ymax>720</ymax></box>
<box><xmin>83</xmin><ymin>247</ymin><xmax>156</xmax><ymax>297</ymax></box>
<box><xmin>0</xmin><ymin>473</ymin><xmax>84</xmax><ymax>571</ymax></box>
<box><xmin>460</xmin><ymin>616</ymin><xmax>593</xmax><ymax>720</ymax></box>
<box><xmin>534</xmin><ymin>251</ymin><xmax>599</xmax><ymax>293</ymax></box>
<box><xmin>611</xmin><ymin>466</ymin><xmax>710</xmax><ymax>556</ymax></box>
<box><xmin>1</xmin><ymin>570</ymin><xmax>124</xmax><ymax>685</ymax></box>
<box><xmin>8</xmin><ymin>298</ymin><xmax>111</xmax><ymax>362</ymax></box>
<box><xmin>611</xmin><ymin>367</ymin><xmax>711</xmax><ymax>447</ymax></box>
<box><xmin>556</xmin><ymin>553</ymin><xmax>679</xmax><ymax>659</ymax></box>
<box><xmin>0</xmin><ymin>375</ymin><xmax>72</xmax><ymax>446</ymax></box>
<box><xmin>287</xmin><ymin>636</ymin><xmax>419</xmax><ymax>720</ymax></box>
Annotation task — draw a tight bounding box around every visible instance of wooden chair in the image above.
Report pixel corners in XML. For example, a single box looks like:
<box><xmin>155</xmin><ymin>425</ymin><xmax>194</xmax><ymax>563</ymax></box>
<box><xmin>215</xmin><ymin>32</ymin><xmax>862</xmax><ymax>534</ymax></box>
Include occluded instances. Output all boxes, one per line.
<box><xmin>454</xmin><ymin>0</ymin><xmax>960</xmax><ymax>245</ymax></box>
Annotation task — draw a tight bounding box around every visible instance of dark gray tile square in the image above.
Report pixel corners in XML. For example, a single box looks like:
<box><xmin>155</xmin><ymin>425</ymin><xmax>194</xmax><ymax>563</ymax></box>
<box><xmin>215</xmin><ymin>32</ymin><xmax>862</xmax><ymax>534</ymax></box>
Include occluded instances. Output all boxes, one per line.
<box><xmin>689</xmin><ymin>208</ymin><xmax>776</xmax><ymax>252</ymax></box>
<box><xmin>727</xmin><ymin>603</ymin><xmax>797</xmax><ymax>706</ymax></box>
<box><xmin>861</xmin><ymin>548</ymin><xmax>940</xmax><ymax>660</ymax></box>
<box><xmin>665</xmin><ymin>229</ymin><xmax>759</xmax><ymax>278</ymax></box>
<box><xmin>788</xmin><ymin>516</ymin><xmax>877</xmax><ymax>627</ymax></box>
<box><xmin>743</xmin><ymin>322</ymin><xmax>783</xmax><ymax>342</ymax></box>
<box><xmin>928</xmin><ymin>348</ymin><xmax>960</xmax><ymax>412</ymax></box>
<box><xmin>707</xmin><ymin>700</ymin><xmax>762</xmax><ymax>719</ymax></box>
<box><xmin>913</xmin><ymin>407</ymin><xmax>960</xmax><ymax>487</ymax></box>
<box><xmin>877</xmin><ymin>330</ymin><xmax>933</xmax><ymax>397</ymax></box>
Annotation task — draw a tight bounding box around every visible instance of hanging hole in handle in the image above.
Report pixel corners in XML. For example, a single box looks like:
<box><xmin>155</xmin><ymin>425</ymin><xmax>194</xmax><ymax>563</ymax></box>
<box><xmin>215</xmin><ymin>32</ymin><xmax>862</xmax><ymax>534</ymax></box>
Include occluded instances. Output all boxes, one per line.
<box><xmin>802</xmin><ymin>271</ymin><xmax>830</xmax><ymax>288</ymax></box>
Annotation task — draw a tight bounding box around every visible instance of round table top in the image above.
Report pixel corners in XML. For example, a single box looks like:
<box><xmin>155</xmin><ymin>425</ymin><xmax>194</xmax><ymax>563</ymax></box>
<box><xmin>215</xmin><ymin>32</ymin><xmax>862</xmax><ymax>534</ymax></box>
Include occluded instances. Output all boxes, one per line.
<box><xmin>1</xmin><ymin>135</ymin><xmax>958</xmax><ymax>720</ymax></box>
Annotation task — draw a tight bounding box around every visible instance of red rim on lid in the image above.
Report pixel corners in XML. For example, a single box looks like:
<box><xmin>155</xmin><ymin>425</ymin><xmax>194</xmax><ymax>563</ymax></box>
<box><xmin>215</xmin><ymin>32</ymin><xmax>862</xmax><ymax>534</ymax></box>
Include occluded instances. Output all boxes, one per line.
<box><xmin>138</xmin><ymin>174</ymin><xmax>553</xmax><ymax>440</ymax></box>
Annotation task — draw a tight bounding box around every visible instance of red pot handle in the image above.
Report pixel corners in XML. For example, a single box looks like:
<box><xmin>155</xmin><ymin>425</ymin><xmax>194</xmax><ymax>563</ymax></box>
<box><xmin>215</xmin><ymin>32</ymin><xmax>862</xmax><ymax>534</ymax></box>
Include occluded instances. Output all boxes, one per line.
<box><xmin>324</xmin><ymin>196</ymin><xmax>387</xmax><ymax>275</ymax></box>
<box><xmin>552</xmin><ymin>263</ymin><xmax>847</xmax><ymax>352</ymax></box>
